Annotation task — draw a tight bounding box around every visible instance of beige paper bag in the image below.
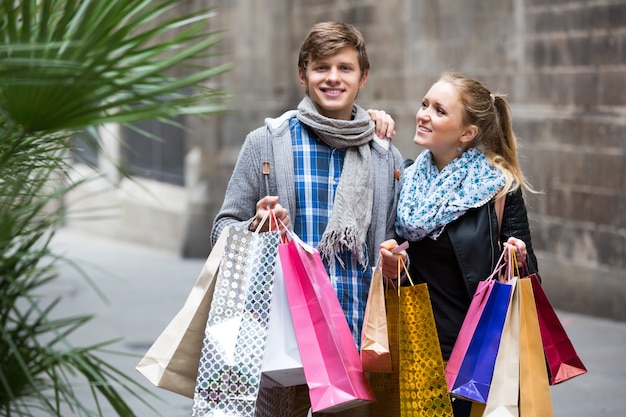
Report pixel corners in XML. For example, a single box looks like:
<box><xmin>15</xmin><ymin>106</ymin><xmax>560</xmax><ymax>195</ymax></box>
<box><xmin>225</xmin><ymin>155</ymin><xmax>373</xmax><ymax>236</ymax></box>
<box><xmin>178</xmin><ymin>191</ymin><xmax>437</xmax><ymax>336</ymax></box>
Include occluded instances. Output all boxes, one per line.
<box><xmin>135</xmin><ymin>227</ymin><xmax>228</xmax><ymax>398</ymax></box>
<box><xmin>361</xmin><ymin>260</ymin><xmax>392</xmax><ymax>373</ymax></box>
<box><xmin>483</xmin><ymin>276</ymin><xmax>520</xmax><ymax>417</ymax></box>
<box><xmin>519</xmin><ymin>277</ymin><xmax>554</xmax><ymax>417</ymax></box>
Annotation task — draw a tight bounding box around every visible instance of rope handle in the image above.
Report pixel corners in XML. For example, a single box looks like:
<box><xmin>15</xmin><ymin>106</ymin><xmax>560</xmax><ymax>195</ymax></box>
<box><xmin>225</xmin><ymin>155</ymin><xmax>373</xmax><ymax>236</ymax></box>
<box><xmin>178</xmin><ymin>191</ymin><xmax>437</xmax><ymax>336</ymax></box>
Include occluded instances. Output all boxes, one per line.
<box><xmin>253</xmin><ymin>208</ymin><xmax>278</xmax><ymax>234</ymax></box>
<box><xmin>383</xmin><ymin>241</ymin><xmax>413</xmax><ymax>296</ymax></box>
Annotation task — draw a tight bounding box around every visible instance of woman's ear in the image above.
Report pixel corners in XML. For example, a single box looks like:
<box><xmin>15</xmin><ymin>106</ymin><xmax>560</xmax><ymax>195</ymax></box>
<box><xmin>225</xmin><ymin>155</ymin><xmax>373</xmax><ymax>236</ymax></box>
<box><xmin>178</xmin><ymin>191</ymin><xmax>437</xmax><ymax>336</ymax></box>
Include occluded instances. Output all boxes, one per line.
<box><xmin>461</xmin><ymin>125</ymin><xmax>478</xmax><ymax>143</ymax></box>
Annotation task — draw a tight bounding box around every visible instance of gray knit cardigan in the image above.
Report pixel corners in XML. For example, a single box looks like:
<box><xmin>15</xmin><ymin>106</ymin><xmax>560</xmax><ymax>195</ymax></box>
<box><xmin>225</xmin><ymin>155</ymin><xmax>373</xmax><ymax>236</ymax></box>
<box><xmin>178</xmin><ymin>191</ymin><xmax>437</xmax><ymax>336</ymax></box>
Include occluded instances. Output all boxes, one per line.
<box><xmin>210</xmin><ymin>109</ymin><xmax>404</xmax><ymax>268</ymax></box>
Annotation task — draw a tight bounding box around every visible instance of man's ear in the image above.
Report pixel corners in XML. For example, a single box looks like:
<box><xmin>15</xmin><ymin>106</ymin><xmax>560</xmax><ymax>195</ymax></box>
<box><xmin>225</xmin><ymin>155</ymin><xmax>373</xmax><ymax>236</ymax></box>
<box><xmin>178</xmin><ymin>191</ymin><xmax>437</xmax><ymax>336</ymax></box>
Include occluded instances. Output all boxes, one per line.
<box><xmin>298</xmin><ymin>68</ymin><xmax>307</xmax><ymax>89</ymax></box>
<box><xmin>461</xmin><ymin>125</ymin><xmax>478</xmax><ymax>143</ymax></box>
<box><xmin>358</xmin><ymin>69</ymin><xmax>369</xmax><ymax>89</ymax></box>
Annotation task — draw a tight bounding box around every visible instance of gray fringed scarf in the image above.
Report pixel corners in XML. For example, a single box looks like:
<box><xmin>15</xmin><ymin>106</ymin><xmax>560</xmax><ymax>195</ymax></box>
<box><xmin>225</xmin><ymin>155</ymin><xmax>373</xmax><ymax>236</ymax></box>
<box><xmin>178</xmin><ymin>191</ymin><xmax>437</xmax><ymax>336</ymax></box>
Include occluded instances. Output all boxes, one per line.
<box><xmin>296</xmin><ymin>96</ymin><xmax>374</xmax><ymax>267</ymax></box>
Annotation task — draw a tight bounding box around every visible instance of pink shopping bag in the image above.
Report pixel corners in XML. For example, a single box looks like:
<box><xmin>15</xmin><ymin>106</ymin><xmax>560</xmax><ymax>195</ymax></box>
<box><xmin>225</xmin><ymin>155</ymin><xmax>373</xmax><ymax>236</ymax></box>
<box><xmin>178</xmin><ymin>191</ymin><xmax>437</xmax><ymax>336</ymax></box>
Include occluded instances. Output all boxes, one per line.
<box><xmin>445</xmin><ymin>250</ymin><xmax>507</xmax><ymax>392</ymax></box>
<box><xmin>450</xmin><ymin>280</ymin><xmax>514</xmax><ymax>403</ymax></box>
<box><xmin>279</xmin><ymin>234</ymin><xmax>375</xmax><ymax>413</ymax></box>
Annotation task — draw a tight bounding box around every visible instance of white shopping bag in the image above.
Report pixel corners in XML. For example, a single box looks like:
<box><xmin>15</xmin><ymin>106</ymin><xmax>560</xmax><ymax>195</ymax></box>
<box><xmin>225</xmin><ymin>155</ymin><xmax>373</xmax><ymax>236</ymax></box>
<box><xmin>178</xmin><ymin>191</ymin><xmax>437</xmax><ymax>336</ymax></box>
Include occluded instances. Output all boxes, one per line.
<box><xmin>261</xmin><ymin>255</ymin><xmax>305</xmax><ymax>386</ymax></box>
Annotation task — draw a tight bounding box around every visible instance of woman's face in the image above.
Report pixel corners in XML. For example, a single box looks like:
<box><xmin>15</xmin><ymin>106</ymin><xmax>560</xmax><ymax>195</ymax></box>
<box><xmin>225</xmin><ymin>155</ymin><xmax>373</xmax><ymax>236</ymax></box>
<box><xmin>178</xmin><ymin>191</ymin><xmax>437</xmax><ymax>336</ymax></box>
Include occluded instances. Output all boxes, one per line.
<box><xmin>413</xmin><ymin>80</ymin><xmax>473</xmax><ymax>169</ymax></box>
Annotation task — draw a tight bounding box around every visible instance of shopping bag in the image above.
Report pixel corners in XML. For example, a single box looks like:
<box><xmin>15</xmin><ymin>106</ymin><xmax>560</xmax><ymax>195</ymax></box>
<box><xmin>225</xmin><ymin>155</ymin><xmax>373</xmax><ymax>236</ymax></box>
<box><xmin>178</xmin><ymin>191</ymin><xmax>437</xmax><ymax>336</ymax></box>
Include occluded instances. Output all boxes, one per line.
<box><xmin>280</xmin><ymin>233</ymin><xmax>375</xmax><ymax>414</ymax></box>
<box><xmin>360</xmin><ymin>258</ymin><xmax>392</xmax><ymax>373</ymax></box>
<box><xmin>192</xmin><ymin>226</ymin><xmax>281</xmax><ymax>417</ymax></box>
<box><xmin>371</xmin><ymin>252</ymin><xmax>453</xmax><ymax>417</ymax></box>
<box><xmin>369</xmin><ymin>278</ymin><xmax>401</xmax><ymax>417</ymax></box>
<box><xmin>260</xmin><ymin>254</ymin><xmax>305</xmax><ymax>386</ymax></box>
<box><xmin>451</xmin><ymin>277</ymin><xmax>514</xmax><ymax>403</ymax></box>
<box><xmin>135</xmin><ymin>227</ymin><xmax>229</xmax><ymax>398</ymax></box>
<box><xmin>399</xmin><ymin>281</ymin><xmax>454</xmax><ymax>417</ymax></box>
<box><xmin>470</xmin><ymin>403</ymin><xmax>487</xmax><ymax>417</ymax></box>
<box><xmin>519</xmin><ymin>277</ymin><xmax>554</xmax><ymax>417</ymax></box>
<box><xmin>482</xmin><ymin>276</ymin><xmax>520</xmax><ymax>417</ymax></box>
<box><xmin>446</xmin><ymin>279</ymin><xmax>495</xmax><ymax>392</ymax></box>
<box><xmin>446</xmin><ymin>250</ymin><xmax>507</xmax><ymax>391</ymax></box>
<box><xmin>254</xmin><ymin>375</ymin><xmax>299</xmax><ymax>417</ymax></box>
<box><xmin>529</xmin><ymin>273</ymin><xmax>587</xmax><ymax>385</ymax></box>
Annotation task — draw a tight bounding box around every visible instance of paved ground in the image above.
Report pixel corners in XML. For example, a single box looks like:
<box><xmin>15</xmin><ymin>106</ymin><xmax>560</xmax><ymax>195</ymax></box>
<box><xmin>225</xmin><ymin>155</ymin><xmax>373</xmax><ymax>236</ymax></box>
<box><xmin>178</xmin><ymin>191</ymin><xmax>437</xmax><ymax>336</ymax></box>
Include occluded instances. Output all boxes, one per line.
<box><xmin>46</xmin><ymin>226</ymin><xmax>626</xmax><ymax>417</ymax></box>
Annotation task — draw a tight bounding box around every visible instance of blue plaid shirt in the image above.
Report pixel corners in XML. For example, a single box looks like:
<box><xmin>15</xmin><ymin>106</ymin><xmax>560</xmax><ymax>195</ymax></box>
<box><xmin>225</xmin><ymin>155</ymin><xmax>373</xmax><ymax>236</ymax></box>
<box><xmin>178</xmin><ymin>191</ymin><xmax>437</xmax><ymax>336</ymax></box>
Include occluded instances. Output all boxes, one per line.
<box><xmin>289</xmin><ymin>118</ymin><xmax>371</xmax><ymax>349</ymax></box>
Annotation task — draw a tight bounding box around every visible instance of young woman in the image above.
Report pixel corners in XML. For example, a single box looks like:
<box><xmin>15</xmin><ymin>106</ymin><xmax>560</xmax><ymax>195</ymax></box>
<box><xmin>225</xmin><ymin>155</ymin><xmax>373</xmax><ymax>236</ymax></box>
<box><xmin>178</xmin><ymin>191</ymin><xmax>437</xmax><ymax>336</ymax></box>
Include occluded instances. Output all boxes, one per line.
<box><xmin>379</xmin><ymin>71</ymin><xmax>540</xmax><ymax>417</ymax></box>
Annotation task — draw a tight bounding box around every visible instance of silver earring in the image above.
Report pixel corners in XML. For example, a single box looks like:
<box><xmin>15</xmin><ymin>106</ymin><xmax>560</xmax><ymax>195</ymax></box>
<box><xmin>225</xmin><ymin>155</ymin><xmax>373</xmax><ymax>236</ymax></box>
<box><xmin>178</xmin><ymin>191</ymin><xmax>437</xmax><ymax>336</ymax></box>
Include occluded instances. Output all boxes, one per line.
<box><xmin>456</xmin><ymin>147</ymin><xmax>462</xmax><ymax>153</ymax></box>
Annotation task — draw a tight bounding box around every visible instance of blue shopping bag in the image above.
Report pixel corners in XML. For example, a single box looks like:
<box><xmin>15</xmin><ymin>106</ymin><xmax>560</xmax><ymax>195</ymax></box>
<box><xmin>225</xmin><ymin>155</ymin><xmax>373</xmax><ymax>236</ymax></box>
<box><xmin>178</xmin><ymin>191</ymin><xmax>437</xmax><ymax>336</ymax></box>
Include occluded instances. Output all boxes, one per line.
<box><xmin>450</xmin><ymin>279</ymin><xmax>514</xmax><ymax>403</ymax></box>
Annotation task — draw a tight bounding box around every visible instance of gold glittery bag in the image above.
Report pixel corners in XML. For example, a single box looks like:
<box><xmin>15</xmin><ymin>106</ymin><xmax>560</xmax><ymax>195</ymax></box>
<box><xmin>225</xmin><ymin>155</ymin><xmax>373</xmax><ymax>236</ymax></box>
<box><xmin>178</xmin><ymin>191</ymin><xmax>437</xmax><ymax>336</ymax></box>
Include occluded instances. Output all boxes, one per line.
<box><xmin>370</xmin><ymin>256</ymin><xmax>453</xmax><ymax>417</ymax></box>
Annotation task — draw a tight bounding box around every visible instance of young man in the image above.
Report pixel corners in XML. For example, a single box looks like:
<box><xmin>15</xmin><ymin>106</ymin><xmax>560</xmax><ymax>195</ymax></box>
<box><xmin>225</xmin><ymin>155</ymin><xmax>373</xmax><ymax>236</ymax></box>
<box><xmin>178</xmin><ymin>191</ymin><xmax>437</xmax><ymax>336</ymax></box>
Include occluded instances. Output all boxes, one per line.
<box><xmin>211</xmin><ymin>22</ymin><xmax>403</xmax><ymax>417</ymax></box>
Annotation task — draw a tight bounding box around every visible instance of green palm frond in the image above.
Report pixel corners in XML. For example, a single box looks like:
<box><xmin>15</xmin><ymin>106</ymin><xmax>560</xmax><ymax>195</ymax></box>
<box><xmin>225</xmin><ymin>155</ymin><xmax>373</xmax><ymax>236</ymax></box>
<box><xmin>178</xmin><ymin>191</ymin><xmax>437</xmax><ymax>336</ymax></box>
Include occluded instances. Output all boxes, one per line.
<box><xmin>0</xmin><ymin>0</ymin><xmax>232</xmax><ymax>415</ymax></box>
<box><xmin>0</xmin><ymin>0</ymin><xmax>231</xmax><ymax>133</ymax></box>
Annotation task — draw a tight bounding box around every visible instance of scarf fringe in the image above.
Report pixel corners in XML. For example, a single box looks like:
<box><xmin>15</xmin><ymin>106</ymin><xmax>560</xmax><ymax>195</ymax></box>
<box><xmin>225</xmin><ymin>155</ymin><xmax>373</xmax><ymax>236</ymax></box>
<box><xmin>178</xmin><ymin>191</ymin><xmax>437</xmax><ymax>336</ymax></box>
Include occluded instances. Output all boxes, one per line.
<box><xmin>318</xmin><ymin>227</ymin><xmax>368</xmax><ymax>269</ymax></box>
<box><xmin>296</xmin><ymin>96</ymin><xmax>374</xmax><ymax>267</ymax></box>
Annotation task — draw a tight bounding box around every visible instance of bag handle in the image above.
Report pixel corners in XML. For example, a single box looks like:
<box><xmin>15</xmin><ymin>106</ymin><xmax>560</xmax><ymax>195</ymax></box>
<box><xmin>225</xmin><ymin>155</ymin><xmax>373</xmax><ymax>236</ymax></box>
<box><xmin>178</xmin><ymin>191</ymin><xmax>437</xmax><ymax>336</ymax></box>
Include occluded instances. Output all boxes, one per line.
<box><xmin>486</xmin><ymin>246</ymin><xmax>508</xmax><ymax>283</ymax></box>
<box><xmin>384</xmin><ymin>241</ymin><xmax>414</xmax><ymax>295</ymax></box>
<box><xmin>503</xmin><ymin>245</ymin><xmax>520</xmax><ymax>283</ymax></box>
<box><xmin>397</xmin><ymin>256</ymin><xmax>414</xmax><ymax>288</ymax></box>
<box><xmin>506</xmin><ymin>240</ymin><xmax>531</xmax><ymax>278</ymax></box>
<box><xmin>253</xmin><ymin>208</ymin><xmax>278</xmax><ymax>234</ymax></box>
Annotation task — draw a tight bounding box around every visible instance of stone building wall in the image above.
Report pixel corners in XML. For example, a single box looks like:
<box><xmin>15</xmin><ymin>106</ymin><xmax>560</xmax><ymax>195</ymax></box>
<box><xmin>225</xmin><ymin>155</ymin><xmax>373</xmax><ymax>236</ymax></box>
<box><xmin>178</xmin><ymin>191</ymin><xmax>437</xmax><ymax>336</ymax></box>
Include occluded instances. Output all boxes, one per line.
<box><xmin>189</xmin><ymin>0</ymin><xmax>626</xmax><ymax>321</ymax></box>
<box><xmin>68</xmin><ymin>0</ymin><xmax>625</xmax><ymax>321</ymax></box>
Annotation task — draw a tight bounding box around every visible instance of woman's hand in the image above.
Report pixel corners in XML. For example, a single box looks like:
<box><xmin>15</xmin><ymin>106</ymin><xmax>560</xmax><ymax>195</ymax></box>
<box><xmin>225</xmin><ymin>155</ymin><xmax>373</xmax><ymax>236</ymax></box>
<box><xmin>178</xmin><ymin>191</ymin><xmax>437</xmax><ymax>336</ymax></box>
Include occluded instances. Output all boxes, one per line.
<box><xmin>379</xmin><ymin>239</ymin><xmax>407</xmax><ymax>279</ymax></box>
<box><xmin>367</xmin><ymin>109</ymin><xmax>397</xmax><ymax>139</ymax></box>
<box><xmin>504</xmin><ymin>236</ymin><xmax>527</xmax><ymax>263</ymax></box>
<box><xmin>249</xmin><ymin>195</ymin><xmax>290</xmax><ymax>237</ymax></box>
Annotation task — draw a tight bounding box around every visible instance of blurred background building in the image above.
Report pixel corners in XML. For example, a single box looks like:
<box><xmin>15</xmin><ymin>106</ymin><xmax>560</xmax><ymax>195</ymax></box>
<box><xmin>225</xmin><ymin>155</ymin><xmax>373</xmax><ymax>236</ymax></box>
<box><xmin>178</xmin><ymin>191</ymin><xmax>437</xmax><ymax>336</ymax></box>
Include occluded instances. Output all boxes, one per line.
<box><xmin>65</xmin><ymin>0</ymin><xmax>626</xmax><ymax>322</ymax></box>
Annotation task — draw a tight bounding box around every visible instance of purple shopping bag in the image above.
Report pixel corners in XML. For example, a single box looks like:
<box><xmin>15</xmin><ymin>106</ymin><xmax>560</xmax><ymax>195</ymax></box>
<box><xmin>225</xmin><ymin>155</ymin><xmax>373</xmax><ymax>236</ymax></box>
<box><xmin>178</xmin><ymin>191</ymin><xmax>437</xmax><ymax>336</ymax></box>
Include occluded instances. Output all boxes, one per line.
<box><xmin>450</xmin><ymin>279</ymin><xmax>514</xmax><ymax>403</ymax></box>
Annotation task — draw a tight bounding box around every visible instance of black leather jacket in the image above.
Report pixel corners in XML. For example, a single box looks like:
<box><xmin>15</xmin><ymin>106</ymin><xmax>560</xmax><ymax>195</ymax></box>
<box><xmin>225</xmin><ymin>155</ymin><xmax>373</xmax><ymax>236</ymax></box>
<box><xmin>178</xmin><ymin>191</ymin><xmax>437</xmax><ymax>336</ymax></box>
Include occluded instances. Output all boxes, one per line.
<box><xmin>446</xmin><ymin>188</ymin><xmax>540</xmax><ymax>297</ymax></box>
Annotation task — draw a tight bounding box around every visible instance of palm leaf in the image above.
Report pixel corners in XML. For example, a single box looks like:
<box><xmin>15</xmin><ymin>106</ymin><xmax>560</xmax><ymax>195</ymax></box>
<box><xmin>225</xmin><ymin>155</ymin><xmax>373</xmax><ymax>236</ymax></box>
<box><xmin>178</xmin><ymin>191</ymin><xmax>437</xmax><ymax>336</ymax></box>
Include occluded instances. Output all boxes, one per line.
<box><xmin>0</xmin><ymin>0</ymin><xmax>232</xmax><ymax>415</ymax></box>
<box><xmin>0</xmin><ymin>0</ymin><xmax>231</xmax><ymax>133</ymax></box>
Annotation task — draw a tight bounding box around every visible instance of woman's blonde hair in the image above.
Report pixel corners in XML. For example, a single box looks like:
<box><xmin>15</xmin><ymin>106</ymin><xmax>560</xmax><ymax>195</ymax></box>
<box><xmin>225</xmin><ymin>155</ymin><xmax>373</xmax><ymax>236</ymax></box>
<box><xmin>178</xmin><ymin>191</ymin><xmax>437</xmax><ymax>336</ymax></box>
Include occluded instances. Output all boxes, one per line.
<box><xmin>439</xmin><ymin>71</ymin><xmax>536</xmax><ymax>196</ymax></box>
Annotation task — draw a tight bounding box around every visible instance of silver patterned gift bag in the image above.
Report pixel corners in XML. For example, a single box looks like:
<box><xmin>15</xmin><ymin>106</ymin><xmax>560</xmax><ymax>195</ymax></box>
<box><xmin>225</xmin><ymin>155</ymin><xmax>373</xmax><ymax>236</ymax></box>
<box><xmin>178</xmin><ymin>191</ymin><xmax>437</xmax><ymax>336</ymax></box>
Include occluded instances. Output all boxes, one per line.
<box><xmin>192</xmin><ymin>226</ymin><xmax>280</xmax><ymax>417</ymax></box>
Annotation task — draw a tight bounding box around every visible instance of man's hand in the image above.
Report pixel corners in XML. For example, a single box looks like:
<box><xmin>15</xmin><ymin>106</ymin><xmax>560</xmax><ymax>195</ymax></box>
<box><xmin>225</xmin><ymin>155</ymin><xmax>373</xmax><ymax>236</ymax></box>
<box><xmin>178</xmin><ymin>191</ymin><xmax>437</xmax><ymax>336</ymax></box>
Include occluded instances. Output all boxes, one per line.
<box><xmin>367</xmin><ymin>109</ymin><xmax>397</xmax><ymax>139</ymax></box>
<box><xmin>249</xmin><ymin>196</ymin><xmax>290</xmax><ymax>237</ymax></box>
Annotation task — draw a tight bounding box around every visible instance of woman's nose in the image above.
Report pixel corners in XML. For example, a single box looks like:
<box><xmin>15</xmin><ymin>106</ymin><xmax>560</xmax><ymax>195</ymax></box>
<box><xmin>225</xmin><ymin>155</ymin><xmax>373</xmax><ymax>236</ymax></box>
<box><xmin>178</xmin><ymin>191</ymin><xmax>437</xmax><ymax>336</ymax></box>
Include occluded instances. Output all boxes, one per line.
<box><xmin>417</xmin><ymin>108</ymin><xmax>429</xmax><ymax>121</ymax></box>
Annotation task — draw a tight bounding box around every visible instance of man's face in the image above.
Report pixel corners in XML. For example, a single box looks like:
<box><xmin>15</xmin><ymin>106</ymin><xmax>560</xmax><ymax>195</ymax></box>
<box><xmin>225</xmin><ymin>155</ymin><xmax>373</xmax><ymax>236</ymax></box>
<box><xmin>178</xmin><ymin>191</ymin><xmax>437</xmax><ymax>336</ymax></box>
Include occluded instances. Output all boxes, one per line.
<box><xmin>298</xmin><ymin>46</ymin><xmax>368</xmax><ymax>120</ymax></box>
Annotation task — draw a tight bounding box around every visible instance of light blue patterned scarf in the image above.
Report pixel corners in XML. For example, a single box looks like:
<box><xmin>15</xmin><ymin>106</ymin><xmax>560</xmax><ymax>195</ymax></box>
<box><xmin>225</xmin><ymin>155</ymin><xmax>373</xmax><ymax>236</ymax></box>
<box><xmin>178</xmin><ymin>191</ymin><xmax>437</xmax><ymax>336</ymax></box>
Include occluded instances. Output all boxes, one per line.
<box><xmin>395</xmin><ymin>147</ymin><xmax>506</xmax><ymax>241</ymax></box>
